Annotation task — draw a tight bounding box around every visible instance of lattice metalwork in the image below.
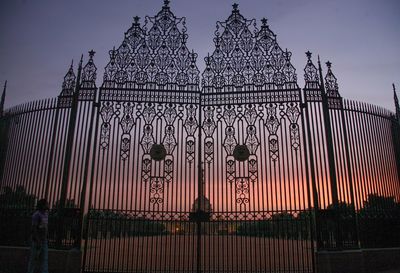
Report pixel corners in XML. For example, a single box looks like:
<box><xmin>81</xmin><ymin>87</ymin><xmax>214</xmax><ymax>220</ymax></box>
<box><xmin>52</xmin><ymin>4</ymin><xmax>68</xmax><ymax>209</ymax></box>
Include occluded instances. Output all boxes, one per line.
<box><xmin>202</xmin><ymin>4</ymin><xmax>297</xmax><ymax>93</ymax></box>
<box><xmin>103</xmin><ymin>0</ymin><xmax>200</xmax><ymax>91</ymax></box>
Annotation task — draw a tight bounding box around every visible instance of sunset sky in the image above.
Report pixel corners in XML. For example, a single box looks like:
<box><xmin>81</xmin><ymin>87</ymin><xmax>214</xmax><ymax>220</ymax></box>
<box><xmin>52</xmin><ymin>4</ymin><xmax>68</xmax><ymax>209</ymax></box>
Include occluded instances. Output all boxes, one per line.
<box><xmin>0</xmin><ymin>0</ymin><xmax>399</xmax><ymax>110</ymax></box>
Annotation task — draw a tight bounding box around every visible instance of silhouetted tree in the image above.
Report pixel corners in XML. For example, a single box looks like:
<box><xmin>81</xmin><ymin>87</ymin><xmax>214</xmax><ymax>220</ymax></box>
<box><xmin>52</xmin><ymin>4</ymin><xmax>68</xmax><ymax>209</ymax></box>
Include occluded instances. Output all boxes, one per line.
<box><xmin>0</xmin><ymin>186</ymin><xmax>36</xmax><ymax>246</ymax></box>
<box><xmin>358</xmin><ymin>194</ymin><xmax>400</xmax><ymax>248</ymax></box>
<box><xmin>0</xmin><ymin>186</ymin><xmax>36</xmax><ymax>211</ymax></box>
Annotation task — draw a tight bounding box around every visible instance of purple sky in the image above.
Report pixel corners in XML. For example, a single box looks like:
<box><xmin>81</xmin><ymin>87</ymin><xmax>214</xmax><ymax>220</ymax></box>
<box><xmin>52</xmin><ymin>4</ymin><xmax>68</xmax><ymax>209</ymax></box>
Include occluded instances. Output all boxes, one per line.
<box><xmin>1</xmin><ymin>0</ymin><xmax>399</xmax><ymax>110</ymax></box>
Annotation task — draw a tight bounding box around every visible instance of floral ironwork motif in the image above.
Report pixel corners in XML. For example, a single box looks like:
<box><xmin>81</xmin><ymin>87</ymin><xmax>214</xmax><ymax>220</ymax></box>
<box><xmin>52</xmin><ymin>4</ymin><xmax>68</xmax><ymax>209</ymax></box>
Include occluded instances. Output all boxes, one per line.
<box><xmin>100</xmin><ymin>102</ymin><xmax>115</xmax><ymax>149</ymax></box>
<box><xmin>184</xmin><ymin>104</ymin><xmax>197</xmax><ymax>163</ymax></box>
<box><xmin>265</xmin><ymin>103</ymin><xmax>280</xmax><ymax>161</ymax></box>
<box><xmin>103</xmin><ymin>1</ymin><xmax>200</xmax><ymax>90</ymax></box>
<box><xmin>202</xmin><ymin>4</ymin><xmax>298</xmax><ymax>91</ymax></box>
<box><xmin>286</xmin><ymin>102</ymin><xmax>300</xmax><ymax>150</ymax></box>
<box><xmin>119</xmin><ymin>102</ymin><xmax>135</xmax><ymax>159</ymax></box>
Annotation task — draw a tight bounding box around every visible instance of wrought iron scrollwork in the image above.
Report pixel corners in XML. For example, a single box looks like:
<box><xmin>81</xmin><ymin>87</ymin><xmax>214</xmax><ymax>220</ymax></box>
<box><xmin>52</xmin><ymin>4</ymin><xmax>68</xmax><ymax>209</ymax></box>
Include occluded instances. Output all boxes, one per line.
<box><xmin>103</xmin><ymin>1</ymin><xmax>200</xmax><ymax>90</ymax></box>
<box><xmin>100</xmin><ymin>102</ymin><xmax>115</xmax><ymax>149</ymax></box>
<box><xmin>325</xmin><ymin>61</ymin><xmax>340</xmax><ymax>97</ymax></box>
<box><xmin>286</xmin><ymin>102</ymin><xmax>300</xmax><ymax>150</ymax></box>
<box><xmin>202</xmin><ymin>4</ymin><xmax>298</xmax><ymax>92</ymax></box>
<box><xmin>81</xmin><ymin>50</ymin><xmax>97</xmax><ymax>89</ymax></box>
<box><xmin>324</xmin><ymin>61</ymin><xmax>342</xmax><ymax>109</ymax></box>
<box><xmin>60</xmin><ymin>62</ymin><xmax>76</xmax><ymax>97</ymax></box>
<box><xmin>265</xmin><ymin>103</ymin><xmax>280</xmax><ymax>161</ymax></box>
<box><xmin>235</xmin><ymin>177</ymin><xmax>250</xmax><ymax>206</ymax></box>
<box><xmin>119</xmin><ymin>102</ymin><xmax>135</xmax><ymax>160</ymax></box>
<box><xmin>304</xmin><ymin>51</ymin><xmax>319</xmax><ymax>89</ymax></box>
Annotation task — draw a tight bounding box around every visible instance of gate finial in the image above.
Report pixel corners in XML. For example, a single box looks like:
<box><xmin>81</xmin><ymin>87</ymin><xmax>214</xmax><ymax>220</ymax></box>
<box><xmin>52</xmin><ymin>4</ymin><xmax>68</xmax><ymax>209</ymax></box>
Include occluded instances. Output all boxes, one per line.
<box><xmin>303</xmin><ymin>51</ymin><xmax>319</xmax><ymax>88</ymax></box>
<box><xmin>61</xmin><ymin>61</ymin><xmax>76</xmax><ymax>96</ymax></box>
<box><xmin>324</xmin><ymin>61</ymin><xmax>340</xmax><ymax>97</ymax></box>
<box><xmin>82</xmin><ymin>50</ymin><xmax>97</xmax><ymax>88</ymax></box>
<box><xmin>0</xmin><ymin>81</ymin><xmax>6</xmax><ymax>117</ymax></box>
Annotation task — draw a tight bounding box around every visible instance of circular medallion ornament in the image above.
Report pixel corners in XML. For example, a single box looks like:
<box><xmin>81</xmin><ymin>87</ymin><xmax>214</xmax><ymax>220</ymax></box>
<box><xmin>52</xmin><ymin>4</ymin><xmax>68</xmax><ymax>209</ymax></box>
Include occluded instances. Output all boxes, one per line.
<box><xmin>150</xmin><ymin>144</ymin><xmax>167</xmax><ymax>161</ymax></box>
<box><xmin>233</xmin><ymin>144</ymin><xmax>250</xmax><ymax>161</ymax></box>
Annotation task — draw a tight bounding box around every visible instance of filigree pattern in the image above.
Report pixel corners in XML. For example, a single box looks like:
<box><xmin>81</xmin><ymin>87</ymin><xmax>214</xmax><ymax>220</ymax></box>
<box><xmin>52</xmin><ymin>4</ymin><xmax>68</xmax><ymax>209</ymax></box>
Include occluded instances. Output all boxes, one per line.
<box><xmin>150</xmin><ymin>177</ymin><xmax>164</xmax><ymax>205</ymax></box>
<box><xmin>269</xmin><ymin>136</ymin><xmax>279</xmax><ymax>162</ymax></box>
<box><xmin>265</xmin><ymin>104</ymin><xmax>280</xmax><ymax>135</ymax></box>
<box><xmin>235</xmin><ymin>177</ymin><xmax>250</xmax><ymax>206</ymax></box>
<box><xmin>286</xmin><ymin>102</ymin><xmax>300</xmax><ymax>150</ymax></box>
<box><xmin>223</xmin><ymin>127</ymin><xmax>237</xmax><ymax>155</ymax></box>
<box><xmin>142</xmin><ymin>103</ymin><xmax>156</xmax><ymax>124</ymax></box>
<box><xmin>140</xmin><ymin>124</ymin><xmax>155</xmax><ymax>153</ymax></box>
<box><xmin>120</xmin><ymin>134</ymin><xmax>131</xmax><ymax>160</ymax></box>
<box><xmin>244</xmin><ymin>104</ymin><xmax>258</xmax><ymax>125</ymax></box>
<box><xmin>164</xmin><ymin>158</ymin><xmax>173</xmax><ymax>183</ymax></box>
<box><xmin>325</xmin><ymin>61</ymin><xmax>340</xmax><ymax>97</ymax></box>
<box><xmin>141</xmin><ymin>157</ymin><xmax>152</xmax><ymax>183</ymax></box>
<box><xmin>245</xmin><ymin>125</ymin><xmax>259</xmax><ymax>154</ymax></box>
<box><xmin>248</xmin><ymin>158</ymin><xmax>257</xmax><ymax>183</ymax></box>
<box><xmin>103</xmin><ymin>2</ymin><xmax>200</xmax><ymax>90</ymax></box>
<box><xmin>61</xmin><ymin>63</ymin><xmax>76</xmax><ymax>96</ymax></box>
<box><xmin>100</xmin><ymin>102</ymin><xmax>115</xmax><ymax>149</ymax></box>
<box><xmin>164</xmin><ymin>103</ymin><xmax>177</xmax><ymax>125</ymax></box>
<box><xmin>226</xmin><ymin>158</ymin><xmax>235</xmax><ymax>183</ymax></box>
<box><xmin>186</xmin><ymin>138</ymin><xmax>195</xmax><ymax>163</ymax></box>
<box><xmin>162</xmin><ymin>125</ymin><xmax>176</xmax><ymax>154</ymax></box>
<box><xmin>286</xmin><ymin>102</ymin><xmax>300</xmax><ymax>124</ymax></box>
<box><xmin>120</xmin><ymin>102</ymin><xmax>135</xmax><ymax>131</ymax></box>
<box><xmin>303</xmin><ymin>51</ymin><xmax>319</xmax><ymax>89</ymax></box>
<box><xmin>81</xmin><ymin>50</ymin><xmax>97</xmax><ymax>88</ymax></box>
<box><xmin>120</xmin><ymin>102</ymin><xmax>135</xmax><ymax>157</ymax></box>
<box><xmin>184</xmin><ymin>104</ymin><xmax>197</xmax><ymax>136</ymax></box>
<box><xmin>184</xmin><ymin>104</ymin><xmax>197</xmax><ymax>163</ymax></box>
<box><xmin>202</xmin><ymin>4</ymin><xmax>298</xmax><ymax>92</ymax></box>
<box><xmin>203</xmin><ymin>106</ymin><xmax>216</xmax><ymax>136</ymax></box>
<box><xmin>204</xmin><ymin>138</ymin><xmax>214</xmax><ymax>163</ymax></box>
<box><xmin>223</xmin><ymin>105</ymin><xmax>236</xmax><ymax>126</ymax></box>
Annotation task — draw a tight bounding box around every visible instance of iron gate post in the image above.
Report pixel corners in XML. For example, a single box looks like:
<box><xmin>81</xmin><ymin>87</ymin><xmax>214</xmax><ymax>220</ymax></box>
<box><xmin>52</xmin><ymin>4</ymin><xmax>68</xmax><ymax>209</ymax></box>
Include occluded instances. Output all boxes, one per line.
<box><xmin>56</xmin><ymin>56</ymin><xmax>83</xmax><ymax>248</ymax></box>
<box><xmin>318</xmin><ymin>58</ymin><xmax>342</xmax><ymax>249</ymax></box>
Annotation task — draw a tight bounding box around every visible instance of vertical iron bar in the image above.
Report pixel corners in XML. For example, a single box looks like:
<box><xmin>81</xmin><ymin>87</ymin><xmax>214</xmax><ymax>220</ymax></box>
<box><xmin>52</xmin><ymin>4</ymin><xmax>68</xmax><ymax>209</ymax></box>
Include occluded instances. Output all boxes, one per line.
<box><xmin>318</xmin><ymin>59</ymin><xmax>341</xmax><ymax>248</ymax></box>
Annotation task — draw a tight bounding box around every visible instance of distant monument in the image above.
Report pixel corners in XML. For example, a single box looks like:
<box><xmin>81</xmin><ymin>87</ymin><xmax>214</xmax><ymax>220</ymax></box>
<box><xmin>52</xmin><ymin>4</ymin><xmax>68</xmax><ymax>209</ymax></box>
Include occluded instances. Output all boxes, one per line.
<box><xmin>190</xmin><ymin>165</ymin><xmax>213</xmax><ymax>234</ymax></box>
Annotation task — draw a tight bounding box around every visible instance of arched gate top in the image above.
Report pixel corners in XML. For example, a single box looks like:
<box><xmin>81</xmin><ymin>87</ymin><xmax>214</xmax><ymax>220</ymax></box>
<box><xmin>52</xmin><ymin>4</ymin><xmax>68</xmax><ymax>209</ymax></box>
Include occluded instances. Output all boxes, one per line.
<box><xmin>202</xmin><ymin>3</ymin><xmax>298</xmax><ymax>93</ymax></box>
<box><xmin>102</xmin><ymin>0</ymin><xmax>200</xmax><ymax>91</ymax></box>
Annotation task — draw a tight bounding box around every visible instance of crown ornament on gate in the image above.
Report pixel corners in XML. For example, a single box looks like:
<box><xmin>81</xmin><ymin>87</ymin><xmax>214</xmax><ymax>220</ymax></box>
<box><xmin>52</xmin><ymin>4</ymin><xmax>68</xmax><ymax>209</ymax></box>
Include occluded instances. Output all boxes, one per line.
<box><xmin>102</xmin><ymin>1</ymin><xmax>200</xmax><ymax>90</ymax></box>
<box><xmin>202</xmin><ymin>3</ymin><xmax>298</xmax><ymax>92</ymax></box>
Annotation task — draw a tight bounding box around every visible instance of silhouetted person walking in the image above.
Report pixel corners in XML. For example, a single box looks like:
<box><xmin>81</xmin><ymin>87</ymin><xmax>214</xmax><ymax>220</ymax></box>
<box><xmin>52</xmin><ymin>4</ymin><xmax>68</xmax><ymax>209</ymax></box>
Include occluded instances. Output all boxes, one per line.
<box><xmin>27</xmin><ymin>199</ymin><xmax>49</xmax><ymax>273</ymax></box>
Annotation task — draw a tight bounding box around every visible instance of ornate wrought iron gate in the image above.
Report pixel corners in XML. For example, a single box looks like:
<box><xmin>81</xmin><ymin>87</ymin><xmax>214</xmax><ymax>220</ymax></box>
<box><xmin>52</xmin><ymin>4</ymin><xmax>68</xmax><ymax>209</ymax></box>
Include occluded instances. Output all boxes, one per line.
<box><xmin>82</xmin><ymin>3</ymin><xmax>314</xmax><ymax>273</ymax></box>
<box><xmin>2</xmin><ymin>2</ymin><xmax>399</xmax><ymax>273</ymax></box>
